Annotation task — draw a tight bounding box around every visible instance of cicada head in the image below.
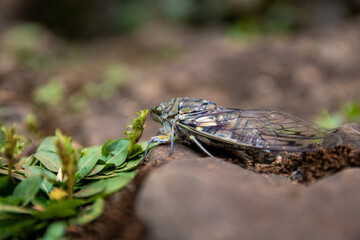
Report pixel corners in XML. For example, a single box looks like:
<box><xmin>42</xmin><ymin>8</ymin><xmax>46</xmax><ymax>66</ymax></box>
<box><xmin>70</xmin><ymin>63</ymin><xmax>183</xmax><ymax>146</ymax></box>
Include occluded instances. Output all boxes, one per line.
<box><xmin>151</xmin><ymin>97</ymin><xmax>184</xmax><ymax>123</ymax></box>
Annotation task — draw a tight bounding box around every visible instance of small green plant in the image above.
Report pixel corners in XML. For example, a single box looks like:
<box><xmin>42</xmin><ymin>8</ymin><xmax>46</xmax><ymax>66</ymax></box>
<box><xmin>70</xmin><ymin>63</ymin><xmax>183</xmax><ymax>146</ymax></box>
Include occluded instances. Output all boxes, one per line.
<box><xmin>55</xmin><ymin>130</ymin><xmax>81</xmax><ymax>199</ymax></box>
<box><xmin>342</xmin><ymin>101</ymin><xmax>360</xmax><ymax>123</ymax></box>
<box><xmin>69</xmin><ymin>94</ymin><xmax>89</xmax><ymax>112</ymax></box>
<box><xmin>124</xmin><ymin>109</ymin><xmax>148</xmax><ymax>156</ymax></box>
<box><xmin>25</xmin><ymin>113</ymin><xmax>41</xmax><ymax>137</ymax></box>
<box><xmin>0</xmin><ymin>125</ymin><xmax>25</xmax><ymax>183</ymax></box>
<box><xmin>226</xmin><ymin>1</ymin><xmax>299</xmax><ymax>42</ymax></box>
<box><xmin>227</xmin><ymin>17</ymin><xmax>262</xmax><ymax>43</ymax></box>
<box><xmin>316</xmin><ymin>101</ymin><xmax>360</xmax><ymax>129</ymax></box>
<box><xmin>68</xmin><ymin>64</ymin><xmax>128</xmax><ymax>112</ymax></box>
<box><xmin>33</xmin><ymin>78</ymin><xmax>65</xmax><ymax>107</ymax></box>
<box><xmin>84</xmin><ymin>64</ymin><xmax>128</xmax><ymax>100</ymax></box>
<box><xmin>0</xmin><ymin>109</ymin><xmax>157</xmax><ymax>239</ymax></box>
<box><xmin>0</xmin><ymin>23</ymin><xmax>54</xmax><ymax>70</ymax></box>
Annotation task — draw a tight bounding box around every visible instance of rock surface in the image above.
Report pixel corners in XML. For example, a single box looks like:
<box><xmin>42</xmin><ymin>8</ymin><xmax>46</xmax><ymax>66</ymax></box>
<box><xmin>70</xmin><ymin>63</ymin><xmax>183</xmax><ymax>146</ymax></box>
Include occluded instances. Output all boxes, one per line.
<box><xmin>136</xmin><ymin>144</ymin><xmax>360</xmax><ymax>240</ymax></box>
<box><xmin>333</xmin><ymin>123</ymin><xmax>360</xmax><ymax>148</ymax></box>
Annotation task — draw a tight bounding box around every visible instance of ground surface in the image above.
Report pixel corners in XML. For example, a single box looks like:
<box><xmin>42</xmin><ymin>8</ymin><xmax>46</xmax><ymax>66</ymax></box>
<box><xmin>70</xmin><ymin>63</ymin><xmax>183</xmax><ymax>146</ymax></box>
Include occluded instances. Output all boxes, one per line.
<box><xmin>1</xmin><ymin>17</ymin><xmax>360</xmax><ymax>240</ymax></box>
<box><xmin>66</xmin><ymin>139</ymin><xmax>360</xmax><ymax>240</ymax></box>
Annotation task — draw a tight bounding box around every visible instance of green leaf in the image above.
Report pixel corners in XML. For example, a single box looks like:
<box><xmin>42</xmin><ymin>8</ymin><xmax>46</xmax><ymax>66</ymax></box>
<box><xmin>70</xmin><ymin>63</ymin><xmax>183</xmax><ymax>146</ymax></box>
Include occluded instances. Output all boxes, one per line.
<box><xmin>102</xmin><ymin>171</ymin><xmax>137</xmax><ymax>195</ymax></box>
<box><xmin>41</xmin><ymin>179</ymin><xmax>54</xmax><ymax>196</ymax></box>
<box><xmin>72</xmin><ymin>198</ymin><xmax>104</xmax><ymax>225</ymax></box>
<box><xmin>73</xmin><ymin>180</ymin><xmax>106</xmax><ymax>198</ymax></box>
<box><xmin>12</xmin><ymin>175</ymin><xmax>42</xmax><ymax>206</ymax></box>
<box><xmin>42</xmin><ymin>221</ymin><xmax>66</xmax><ymax>240</ymax></box>
<box><xmin>25</xmin><ymin>166</ymin><xmax>56</xmax><ymax>181</ymax></box>
<box><xmin>118</xmin><ymin>156</ymin><xmax>143</xmax><ymax>172</ymax></box>
<box><xmin>31</xmin><ymin>195</ymin><xmax>49</xmax><ymax>210</ymax></box>
<box><xmin>104</xmin><ymin>139</ymin><xmax>130</xmax><ymax>166</ymax></box>
<box><xmin>0</xmin><ymin>218</ymin><xmax>39</xmax><ymax>238</ymax></box>
<box><xmin>24</xmin><ymin>166</ymin><xmax>55</xmax><ymax>196</ymax></box>
<box><xmin>87</xmin><ymin>164</ymin><xmax>106</xmax><ymax>176</ymax></box>
<box><xmin>0</xmin><ymin>176</ymin><xmax>14</xmax><ymax>196</ymax></box>
<box><xmin>98</xmin><ymin>155</ymin><xmax>107</xmax><ymax>164</ymax></box>
<box><xmin>0</xmin><ymin>202</ymin><xmax>32</xmax><ymax>214</ymax></box>
<box><xmin>128</xmin><ymin>141</ymin><xmax>158</xmax><ymax>158</ymax></box>
<box><xmin>33</xmin><ymin>199</ymin><xmax>83</xmax><ymax>220</ymax></box>
<box><xmin>37</xmin><ymin>136</ymin><xmax>57</xmax><ymax>152</ymax></box>
<box><xmin>84</xmin><ymin>173</ymin><xmax>121</xmax><ymax>180</ymax></box>
<box><xmin>101</xmin><ymin>138</ymin><xmax>129</xmax><ymax>155</ymax></box>
<box><xmin>0</xmin><ymin>168</ymin><xmax>25</xmax><ymax>180</ymax></box>
<box><xmin>77</xmin><ymin>146</ymin><xmax>101</xmax><ymax>180</ymax></box>
<box><xmin>0</xmin><ymin>195</ymin><xmax>21</xmax><ymax>205</ymax></box>
<box><xmin>18</xmin><ymin>156</ymin><xmax>36</xmax><ymax>169</ymax></box>
<box><xmin>34</xmin><ymin>150</ymin><xmax>61</xmax><ymax>172</ymax></box>
<box><xmin>101</xmin><ymin>139</ymin><xmax>111</xmax><ymax>156</ymax></box>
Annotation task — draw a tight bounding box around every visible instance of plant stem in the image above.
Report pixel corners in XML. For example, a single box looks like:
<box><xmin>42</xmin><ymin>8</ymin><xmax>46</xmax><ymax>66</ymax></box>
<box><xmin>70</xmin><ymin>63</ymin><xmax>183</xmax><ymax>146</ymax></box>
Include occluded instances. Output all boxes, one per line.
<box><xmin>7</xmin><ymin>159</ymin><xmax>15</xmax><ymax>183</ymax></box>
<box><xmin>55</xmin><ymin>130</ymin><xmax>78</xmax><ymax>200</ymax></box>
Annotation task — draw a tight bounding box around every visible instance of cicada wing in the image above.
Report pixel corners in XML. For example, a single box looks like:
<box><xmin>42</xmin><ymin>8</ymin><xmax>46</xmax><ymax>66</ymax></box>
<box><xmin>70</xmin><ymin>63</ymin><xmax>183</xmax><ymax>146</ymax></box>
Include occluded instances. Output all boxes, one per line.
<box><xmin>180</xmin><ymin>109</ymin><xmax>339</xmax><ymax>152</ymax></box>
<box><xmin>241</xmin><ymin>110</ymin><xmax>340</xmax><ymax>151</ymax></box>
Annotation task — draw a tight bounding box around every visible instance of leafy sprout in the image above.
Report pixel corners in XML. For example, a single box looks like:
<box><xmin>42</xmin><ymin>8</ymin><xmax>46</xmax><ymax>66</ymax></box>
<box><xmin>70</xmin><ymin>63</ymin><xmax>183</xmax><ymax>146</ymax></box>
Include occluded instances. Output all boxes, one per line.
<box><xmin>124</xmin><ymin>109</ymin><xmax>148</xmax><ymax>156</ymax></box>
<box><xmin>55</xmin><ymin>130</ymin><xmax>81</xmax><ymax>199</ymax></box>
<box><xmin>0</xmin><ymin>125</ymin><xmax>26</xmax><ymax>183</ymax></box>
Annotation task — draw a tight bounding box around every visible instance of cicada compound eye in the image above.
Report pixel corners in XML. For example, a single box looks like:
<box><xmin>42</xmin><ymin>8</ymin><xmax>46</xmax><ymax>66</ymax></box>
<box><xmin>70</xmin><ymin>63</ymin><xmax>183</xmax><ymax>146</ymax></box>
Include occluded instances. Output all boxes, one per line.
<box><xmin>153</xmin><ymin>105</ymin><xmax>163</xmax><ymax>116</ymax></box>
<box><xmin>151</xmin><ymin>104</ymin><xmax>164</xmax><ymax>123</ymax></box>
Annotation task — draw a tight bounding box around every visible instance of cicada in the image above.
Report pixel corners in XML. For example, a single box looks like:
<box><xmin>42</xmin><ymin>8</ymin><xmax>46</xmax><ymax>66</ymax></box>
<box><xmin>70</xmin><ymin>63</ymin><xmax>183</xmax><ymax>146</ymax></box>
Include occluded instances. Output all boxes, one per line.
<box><xmin>141</xmin><ymin>97</ymin><xmax>341</xmax><ymax>163</ymax></box>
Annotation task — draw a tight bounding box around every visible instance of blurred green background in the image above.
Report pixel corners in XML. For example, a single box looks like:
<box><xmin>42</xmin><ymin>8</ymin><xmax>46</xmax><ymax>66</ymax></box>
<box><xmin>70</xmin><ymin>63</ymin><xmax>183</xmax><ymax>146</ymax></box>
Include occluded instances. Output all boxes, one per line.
<box><xmin>1</xmin><ymin>0</ymin><xmax>360</xmax><ymax>38</ymax></box>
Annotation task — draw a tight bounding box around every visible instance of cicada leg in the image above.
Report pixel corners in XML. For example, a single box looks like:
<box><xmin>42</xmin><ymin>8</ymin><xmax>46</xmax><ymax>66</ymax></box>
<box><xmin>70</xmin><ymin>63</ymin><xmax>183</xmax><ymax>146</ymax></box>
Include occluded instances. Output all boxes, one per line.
<box><xmin>137</xmin><ymin>135</ymin><xmax>171</xmax><ymax>165</ymax></box>
<box><xmin>189</xmin><ymin>135</ymin><xmax>214</xmax><ymax>157</ymax></box>
<box><xmin>170</xmin><ymin>123</ymin><xmax>175</xmax><ymax>155</ymax></box>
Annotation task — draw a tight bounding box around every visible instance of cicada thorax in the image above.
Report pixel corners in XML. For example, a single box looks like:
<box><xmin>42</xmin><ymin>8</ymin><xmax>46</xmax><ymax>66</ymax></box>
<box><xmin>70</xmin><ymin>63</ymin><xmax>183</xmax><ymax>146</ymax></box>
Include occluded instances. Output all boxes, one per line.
<box><xmin>154</xmin><ymin>97</ymin><xmax>220</xmax><ymax>123</ymax></box>
<box><xmin>178</xmin><ymin>97</ymin><xmax>219</xmax><ymax>115</ymax></box>
<box><xmin>162</xmin><ymin>98</ymin><xmax>183</xmax><ymax>117</ymax></box>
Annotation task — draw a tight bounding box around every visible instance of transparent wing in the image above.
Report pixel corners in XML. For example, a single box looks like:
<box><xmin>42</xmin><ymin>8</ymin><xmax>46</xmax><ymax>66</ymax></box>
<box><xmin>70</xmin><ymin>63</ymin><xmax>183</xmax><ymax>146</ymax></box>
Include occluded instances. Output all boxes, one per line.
<box><xmin>179</xmin><ymin>109</ymin><xmax>340</xmax><ymax>152</ymax></box>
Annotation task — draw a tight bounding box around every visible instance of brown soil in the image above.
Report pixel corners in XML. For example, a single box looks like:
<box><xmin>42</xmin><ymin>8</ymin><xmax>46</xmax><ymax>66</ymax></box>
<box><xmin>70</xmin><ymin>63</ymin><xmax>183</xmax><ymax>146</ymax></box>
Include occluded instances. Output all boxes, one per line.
<box><xmin>248</xmin><ymin>146</ymin><xmax>360</xmax><ymax>183</ymax></box>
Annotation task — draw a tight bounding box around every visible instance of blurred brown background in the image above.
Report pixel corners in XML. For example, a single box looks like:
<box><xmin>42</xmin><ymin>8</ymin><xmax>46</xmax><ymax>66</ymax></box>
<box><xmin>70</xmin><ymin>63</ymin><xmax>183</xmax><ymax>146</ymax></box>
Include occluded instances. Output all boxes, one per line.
<box><xmin>1</xmin><ymin>0</ymin><xmax>360</xmax><ymax>146</ymax></box>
